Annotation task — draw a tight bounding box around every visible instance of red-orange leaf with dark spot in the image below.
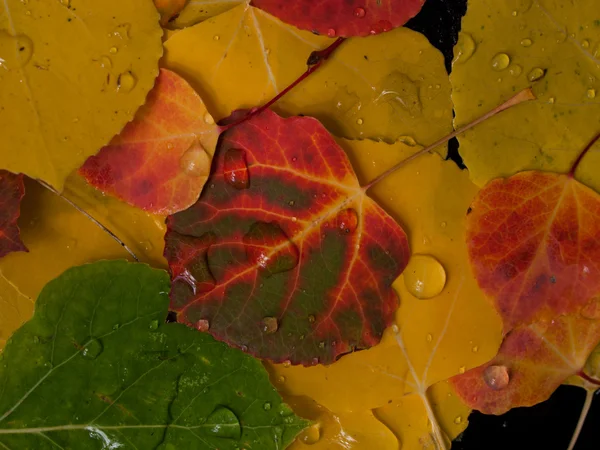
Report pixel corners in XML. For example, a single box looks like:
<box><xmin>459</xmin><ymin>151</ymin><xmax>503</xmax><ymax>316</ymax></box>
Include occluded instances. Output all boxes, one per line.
<box><xmin>164</xmin><ymin>109</ymin><xmax>410</xmax><ymax>365</ymax></box>
<box><xmin>0</xmin><ymin>171</ymin><xmax>26</xmax><ymax>259</ymax></box>
<box><xmin>466</xmin><ymin>171</ymin><xmax>600</xmax><ymax>332</ymax></box>
<box><xmin>252</xmin><ymin>0</ymin><xmax>425</xmax><ymax>37</ymax></box>
<box><xmin>450</xmin><ymin>315</ymin><xmax>600</xmax><ymax>414</ymax></box>
<box><xmin>80</xmin><ymin>69</ymin><xmax>220</xmax><ymax>216</ymax></box>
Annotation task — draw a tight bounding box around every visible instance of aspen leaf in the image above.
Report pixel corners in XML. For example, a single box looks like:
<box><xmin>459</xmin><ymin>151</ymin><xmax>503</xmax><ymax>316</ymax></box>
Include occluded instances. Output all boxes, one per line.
<box><xmin>0</xmin><ymin>171</ymin><xmax>26</xmax><ymax>259</ymax></box>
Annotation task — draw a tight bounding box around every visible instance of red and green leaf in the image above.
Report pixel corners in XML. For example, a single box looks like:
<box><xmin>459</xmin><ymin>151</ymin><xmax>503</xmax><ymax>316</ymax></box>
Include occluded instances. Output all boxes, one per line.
<box><xmin>80</xmin><ymin>69</ymin><xmax>220</xmax><ymax>216</ymax></box>
<box><xmin>0</xmin><ymin>171</ymin><xmax>26</xmax><ymax>259</ymax></box>
<box><xmin>252</xmin><ymin>0</ymin><xmax>426</xmax><ymax>37</ymax></box>
<box><xmin>164</xmin><ymin>109</ymin><xmax>410</xmax><ymax>365</ymax></box>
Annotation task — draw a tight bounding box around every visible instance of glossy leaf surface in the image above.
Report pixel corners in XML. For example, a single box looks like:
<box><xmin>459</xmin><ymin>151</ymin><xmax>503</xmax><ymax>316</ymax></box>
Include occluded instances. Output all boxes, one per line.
<box><xmin>0</xmin><ymin>260</ymin><xmax>308</xmax><ymax>448</ymax></box>
<box><xmin>252</xmin><ymin>0</ymin><xmax>425</xmax><ymax>37</ymax></box>
<box><xmin>0</xmin><ymin>171</ymin><xmax>26</xmax><ymax>259</ymax></box>
<box><xmin>80</xmin><ymin>69</ymin><xmax>220</xmax><ymax>215</ymax></box>
<box><xmin>165</xmin><ymin>110</ymin><xmax>410</xmax><ymax>365</ymax></box>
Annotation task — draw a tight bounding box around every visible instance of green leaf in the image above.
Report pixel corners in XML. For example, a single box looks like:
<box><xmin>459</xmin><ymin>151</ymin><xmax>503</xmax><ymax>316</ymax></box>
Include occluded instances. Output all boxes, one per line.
<box><xmin>0</xmin><ymin>260</ymin><xmax>308</xmax><ymax>449</ymax></box>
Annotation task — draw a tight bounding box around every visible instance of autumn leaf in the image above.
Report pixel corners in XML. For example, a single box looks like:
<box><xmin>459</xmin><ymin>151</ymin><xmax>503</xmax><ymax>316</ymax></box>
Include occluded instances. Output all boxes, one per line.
<box><xmin>0</xmin><ymin>171</ymin><xmax>26</xmax><ymax>259</ymax></box>
<box><xmin>452</xmin><ymin>0</ymin><xmax>600</xmax><ymax>192</ymax></box>
<box><xmin>165</xmin><ymin>109</ymin><xmax>410</xmax><ymax>365</ymax></box>
<box><xmin>252</xmin><ymin>0</ymin><xmax>426</xmax><ymax>37</ymax></box>
<box><xmin>450</xmin><ymin>315</ymin><xmax>600</xmax><ymax>415</ymax></box>
<box><xmin>0</xmin><ymin>260</ymin><xmax>308</xmax><ymax>448</ymax></box>
<box><xmin>163</xmin><ymin>4</ymin><xmax>453</xmax><ymax>147</ymax></box>
<box><xmin>0</xmin><ymin>0</ymin><xmax>163</xmax><ymax>189</ymax></box>
<box><xmin>168</xmin><ymin>0</ymin><xmax>244</xmax><ymax>28</ymax></box>
<box><xmin>154</xmin><ymin>0</ymin><xmax>187</xmax><ymax>25</ymax></box>
<box><xmin>80</xmin><ymin>69</ymin><xmax>220</xmax><ymax>215</ymax></box>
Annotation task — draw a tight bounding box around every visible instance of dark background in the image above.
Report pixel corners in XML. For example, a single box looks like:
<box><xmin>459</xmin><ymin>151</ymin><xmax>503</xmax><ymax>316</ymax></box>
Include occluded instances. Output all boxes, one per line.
<box><xmin>404</xmin><ymin>1</ymin><xmax>600</xmax><ymax>449</ymax></box>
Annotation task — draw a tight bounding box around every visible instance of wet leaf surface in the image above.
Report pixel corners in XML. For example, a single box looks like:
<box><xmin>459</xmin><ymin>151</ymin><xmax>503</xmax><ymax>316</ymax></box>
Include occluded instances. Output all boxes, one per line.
<box><xmin>0</xmin><ymin>172</ymin><xmax>26</xmax><ymax>259</ymax></box>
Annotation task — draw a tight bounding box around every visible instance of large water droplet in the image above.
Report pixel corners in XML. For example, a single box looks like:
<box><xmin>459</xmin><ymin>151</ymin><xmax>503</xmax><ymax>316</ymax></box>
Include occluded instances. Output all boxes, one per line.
<box><xmin>243</xmin><ymin>221</ymin><xmax>299</xmax><ymax>276</ymax></box>
<box><xmin>0</xmin><ymin>31</ymin><xmax>33</xmax><ymax>69</ymax></box>
<box><xmin>336</xmin><ymin>208</ymin><xmax>359</xmax><ymax>234</ymax></box>
<box><xmin>491</xmin><ymin>53</ymin><xmax>510</xmax><ymax>71</ymax></box>
<box><xmin>149</xmin><ymin>320</ymin><xmax>159</xmax><ymax>331</ymax></box>
<box><xmin>520</xmin><ymin>38</ymin><xmax>533</xmax><ymax>47</ymax></box>
<box><xmin>298</xmin><ymin>423</ymin><xmax>321</xmax><ymax>445</ymax></box>
<box><xmin>483</xmin><ymin>365</ymin><xmax>510</xmax><ymax>390</ymax></box>
<box><xmin>327</xmin><ymin>28</ymin><xmax>336</xmax><ymax>38</ymax></box>
<box><xmin>403</xmin><ymin>254</ymin><xmax>447</xmax><ymax>299</ymax></box>
<box><xmin>375</xmin><ymin>71</ymin><xmax>422</xmax><ymax>116</ymax></box>
<box><xmin>223</xmin><ymin>148</ymin><xmax>249</xmax><ymax>190</ymax></box>
<box><xmin>354</xmin><ymin>7</ymin><xmax>366</xmax><ymax>18</ymax></box>
<box><xmin>509</xmin><ymin>65</ymin><xmax>522</xmax><ymax>77</ymax></box>
<box><xmin>261</xmin><ymin>317</ymin><xmax>279</xmax><ymax>334</ymax></box>
<box><xmin>453</xmin><ymin>32</ymin><xmax>476</xmax><ymax>64</ymax></box>
<box><xmin>201</xmin><ymin>406</ymin><xmax>241</xmax><ymax>440</ymax></box>
<box><xmin>370</xmin><ymin>20</ymin><xmax>392</xmax><ymax>34</ymax></box>
<box><xmin>180</xmin><ymin>141</ymin><xmax>211</xmax><ymax>177</ymax></box>
<box><xmin>528</xmin><ymin>68</ymin><xmax>546</xmax><ymax>82</ymax></box>
<box><xmin>117</xmin><ymin>71</ymin><xmax>137</xmax><ymax>93</ymax></box>
<box><xmin>82</xmin><ymin>338</ymin><xmax>103</xmax><ymax>360</ymax></box>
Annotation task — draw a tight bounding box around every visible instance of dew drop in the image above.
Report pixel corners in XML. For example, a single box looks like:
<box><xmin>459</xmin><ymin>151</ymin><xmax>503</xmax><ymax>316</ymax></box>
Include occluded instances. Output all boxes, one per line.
<box><xmin>548</xmin><ymin>97</ymin><xmax>555</xmax><ymax>104</ymax></box>
<box><xmin>261</xmin><ymin>317</ymin><xmax>279</xmax><ymax>334</ymax></box>
<box><xmin>453</xmin><ymin>32</ymin><xmax>476</xmax><ymax>64</ymax></box>
<box><xmin>112</xmin><ymin>23</ymin><xmax>131</xmax><ymax>40</ymax></box>
<box><xmin>213</xmin><ymin>35</ymin><xmax>220</xmax><ymax>41</ymax></box>
<box><xmin>426</xmin><ymin>333</ymin><xmax>433</xmax><ymax>342</ymax></box>
<box><xmin>491</xmin><ymin>53</ymin><xmax>510</xmax><ymax>71</ymax></box>
<box><xmin>327</xmin><ymin>28</ymin><xmax>336</xmax><ymax>37</ymax></box>
<box><xmin>82</xmin><ymin>338</ymin><xmax>103</xmax><ymax>360</ymax></box>
<box><xmin>116</xmin><ymin>71</ymin><xmax>137</xmax><ymax>93</ymax></box>
<box><xmin>263</xmin><ymin>402</ymin><xmax>272</xmax><ymax>411</ymax></box>
<box><xmin>528</xmin><ymin>67</ymin><xmax>546</xmax><ymax>82</ymax></box>
<box><xmin>472</xmin><ymin>345</ymin><xmax>479</xmax><ymax>353</ymax></box>
<box><xmin>201</xmin><ymin>406</ymin><xmax>241</xmax><ymax>440</ymax></box>
<box><xmin>298</xmin><ymin>423</ymin><xmax>321</xmax><ymax>445</ymax></box>
<box><xmin>308</xmin><ymin>314</ymin><xmax>316</xmax><ymax>323</ymax></box>
<box><xmin>454</xmin><ymin>416</ymin><xmax>463</xmax><ymax>424</ymax></box>
<box><xmin>511</xmin><ymin>10</ymin><xmax>518</xmax><ymax>16</ymax></box>
<box><xmin>60</xmin><ymin>0</ymin><xmax>71</xmax><ymax>6</ymax></box>
<box><xmin>196</xmin><ymin>319</ymin><xmax>210</xmax><ymax>332</ymax></box>
<box><xmin>356</xmin><ymin>118</ymin><xmax>364</xmax><ymax>125</ymax></box>
<box><xmin>370</xmin><ymin>20</ymin><xmax>393</xmax><ymax>34</ymax></box>
<box><xmin>520</xmin><ymin>38</ymin><xmax>532</xmax><ymax>47</ymax></box>
<box><xmin>109</xmin><ymin>46</ymin><xmax>118</xmax><ymax>54</ymax></box>
<box><xmin>403</xmin><ymin>254</ymin><xmax>447</xmax><ymax>299</ymax></box>
<box><xmin>0</xmin><ymin>31</ymin><xmax>34</xmax><ymax>69</ymax></box>
<box><xmin>149</xmin><ymin>320</ymin><xmax>159</xmax><ymax>330</ymax></box>
<box><xmin>440</xmin><ymin>221</ymin><xmax>447</xmax><ymax>228</ymax></box>
<box><xmin>97</xmin><ymin>55</ymin><xmax>112</xmax><ymax>69</ymax></box>
<box><xmin>354</xmin><ymin>7</ymin><xmax>366</xmax><ymax>18</ymax></box>
<box><xmin>223</xmin><ymin>148</ymin><xmax>249</xmax><ymax>190</ymax></box>
<box><xmin>282</xmin><ymin>360</ymin><xmax>291</xmax><ymax>368</ymax></box>
<box><xmin>243</xmin><ymin>222</ymin><xmax>299</xmax><ymax>276</ymax></box>
<box><xmin>459</xmin><ymin>366</ymin><xmax>466</xmax><ymax>374</ymax></box>
<box><xmin>180</xmin><ymin>141</ymin><xmax>211</xmax><ymax>177</ymax></box>
<box><xmin>376</xmin><ymin>72</ymin><xmax>422</xmax><ymax>116</ymax></box>
<box><xmin>587</xmin><ymin>89</ymin><xmax>596</xmax><ymax>99</ymax></box>
<box><xmin>582</xmin><ymin>39</ymin><xmax>590</xmax><ymax>49</ymax></box>
<box><xmin>277</xmin><ymin>375</ymin><xmax>286</xmax><ymax>384</ymax></box>
<box><xmin>398</xmin><ymin>135</ymin><xmax>417</xmax><ymax>147</ymax></box>
<box><xmin>509</xmin><ymin>64</ymin><xmax>522</xmax><ymax>77</ymax></box>
<box><xmin>203</xmin><ymin>112</ymin><xmax>215</xmax><ymax>125</ymax></box>
<box><xmin>336</xmin><ymin>208</ymin><xmax>359</xmax><ymax>235</ymax></box>
<box><xmin>483</xmin><ymin>365</ymin><xmax>510</xmax><ymax>390</ymax></box>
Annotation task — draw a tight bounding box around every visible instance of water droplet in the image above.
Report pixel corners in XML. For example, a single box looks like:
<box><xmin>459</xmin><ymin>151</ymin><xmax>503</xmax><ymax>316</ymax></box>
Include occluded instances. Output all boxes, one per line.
<box><xmin>213</xmin><ymin>35</ymin><xmax>220</xmax><ymax>41</ymax></box>
<box><xmin>454</xmin><ymin>416</ymin><xmax>463</xmax><ymax>424</ymax></box>
<box><xmin>308</xmin><ymin>314</ymin><xmax>316</xmax><ymax>323</ymax></box>
<box><xmin>243</xmin><ymin>222</ymin><xmax>299</xmax><ymax>276</ymax></box>
<box><xmin>180</xmin><ymin>141</ymin><xmax>211</xmax><ymax>177</ymax></box>
<box><xmin>109</xmin><ymin>46</ymin><xmax>118</xmax><ymax>54</ymax></box>
<box><xmin>528</xmin><ymin>67</ymin><xmax>546</xmax><ymax>82</ymax></box>
<box><xmin>354</xmin><ymin>7</ymin><xmax>366</xmax><ymax>18</ymax></box>
<box><xmin>483</xmin><ymin>365</ymin><xmax>510</xmax><ymax>390</ymax></box>
<box><xmin>336</xmin><ymin>208</ymin><xmax>359</xmax><ymax>234</ymax></box>
<box><xmin>370</xmin><ymin>20</ymin><xmax>393</xmax><ymax>34</ymax></box>
<box><xmin>263</xmin><ymin>402</ymin><xmax>272</xmax><ymax>411</ymax></box>
<box><xmin>327</xmin><ymin>28</ymin><xmax>336</xmax><ymax>37</ymax></box>
<box><xmin>201</xmin><ymin>407</ymin><xmax>241</xmax><ymax>440</ymax></box>
<box><xmin>548</xmin><ymin>97</ymin><xmax>555</xmax><ymax>104</ymax></box>
<box><xmin>60</xmin><ymin>0</ymin><xmax>71</xmax><ymax>6</ymax></box>
<box><xmin>472</xmin><ymin>345</ymin><xmax>479</xmax><ymax>353</ymax></box>
<box><xmin>261</xmin><ymin>317</ymin><xmax>278</xmax><ymax>334</ymax></box>
<box><xmin>97</xmin><ymin>55</ymin><xmax>112</xmax><ymax>69</ymax></box>
<box><xmin>113</xmin><ymin>23</ymin><xmax>131</xmax><ymax>40</ymax></box>
<box><xmin>459</xmin><ymin>366</ymin><xmax>466</xmax><ymax>374</ymax></box>
<box><xmin>149</xmin><ymin>320</ymin><xmax>159</xmax><ymax>330</ymax></box>
<box><xmin>277</xmin><ymin>375</ymin><xmax>286</xmax><ymax>384</ymax></box>
<box><xmin>375</xmin><ymin>72</ymin><xmax>422</xmax><ymax>116</ymax></box>
<box><xmin>116</xmin><ymin>71</ymin><xmax>137</xmax><ymax>93</ymax></box>
<box><xmin>0</xmin><ymin>31</ymin><xmax>34</xmax><ymax>69</ymax></box>
<box><xmin>509</xmin><ymin>64</ymin><xmax>522</xmax><ymax>77</ymax></box>
<box><xmin>588</xmin><ymin>89</ymin><xmax>596</xmax><ymax>99</ymax></box>
<box><xmin>32</xmin><ymin>335</ymin><xmax>40</xmax><ymax>344</ymax></box>
<box><xmin>356</xmin><ymin>118</ymin><xmax>364</xmax><ymax>125</ymax></box>
<box><xmin>282</xmin><ymin>360</ymin><xmax>291</xmax><ymax>368</ymax></box>
<box><xmin>582</xmin><ymin>39</ymin><xmax>590</xmax><ymax>49</ymax></box>
<box><xmin>520</xmin><ymin>38</ymin><xmax>532</xmax><ymax>47</ymax></box>
<box><xmin>82</xmin><ymin>338</ymin><xmax>103</xmax><ymax>360</ymax></box>
<box><xmin>426</xmin><ymin>333</ymin><xmax>433</xmax><ymax>342</ymax></box>
<box><xmin>298</xmin><ymin>423</ymin><xmax>321</xmax><ymax>445</ymax></box>
<box><xmin>223</xmin><ymin>148</ymin><xmax>249</xmax><ymax>189</ymax></box>
<box><xmin>196</xmin><ymin>319</ymin><xmax>210</xmax><ymax>332</ymax></box>
<box><xmin>403</xmin><ymin>254</ymin><xmax>447</xmax><ymax>299</ymax></box>
<box><xmin>491</xmin><ymin>53</ymin><xmax>510</xmax><ymax>71</ymax></box>
<box><xmin>204</xmin><ymin>112</ymin><xmax>215</xmax><ymax>125</ymax></box>
<box><xmin>453</xmin><ymin>32</ymin><xmax>476</xmax><ymax>63</ymax></box>
<box><xmin>398</xmin><ymin>135</ymin><xmax>417</xmax><ymax>147</ymax></box>
<box><xmin>440</xmin><ymin>221</ymin><xmax>447</xmax><ymax>228</ymax></box>
<box><xmin>511</xmin><ymin>10</ymin><xmax>518</xmax><ymax>16</ymax></box>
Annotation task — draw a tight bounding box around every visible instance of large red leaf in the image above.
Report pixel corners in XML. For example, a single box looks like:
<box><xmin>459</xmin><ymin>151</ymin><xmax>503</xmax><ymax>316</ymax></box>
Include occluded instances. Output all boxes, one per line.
<box><xmin>164</xmin><ymin>109</ymin><xmax>410</xmax><ymax>365</ymax></box>
<box><xmin>80</xmin><ymin>69</ymin><xmax>220</xmax><ymax>215</ymax></box>
<box><xmin>466</xmin><ymin>171</ymin><xmax>600</xmax><ymax>331</ymax></box>
<box><xmin>252</xmin><ymin>0</ymin><xmax>426</xmax><ymax>37</ymax></box>
<box><xmin>450</xmin><ymin>315</ymin><xmax>600</xmax><ymax>414</ymax></box>
<box><xmin>0</xmin><ymin>171</ymin><xmax>26</xmax><ymax>259</ymax></box>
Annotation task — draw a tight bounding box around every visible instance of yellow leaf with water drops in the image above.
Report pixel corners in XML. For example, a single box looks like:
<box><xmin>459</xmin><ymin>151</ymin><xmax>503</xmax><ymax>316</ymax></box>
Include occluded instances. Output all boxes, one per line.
<box><xmin>266</xmin><ymin>141</ymin><xmax>503</xmax><ymax>449</ymax></box>
<box><xmin>0</xmin><ymin>175</ymin><xmax>166</xmax><ymax>349</ymax></box>
<box><xmin>452</xmin><ymin>0</ymin><xmax>600</xmax><ymax>191</ymax></box>
<box><xmin>168</xmin><ymin>0</ymin><xmax>244</xmax><ymax>28</ymax></box>
<box><xmin>163</xmin><ymin>4</ymin><xmax>452</xmax><ymax>147</ymax></box>
<box><xmin>0</xmin><ymin>0</ymin><xmax>162</xmax><ymax>189</ymax></box>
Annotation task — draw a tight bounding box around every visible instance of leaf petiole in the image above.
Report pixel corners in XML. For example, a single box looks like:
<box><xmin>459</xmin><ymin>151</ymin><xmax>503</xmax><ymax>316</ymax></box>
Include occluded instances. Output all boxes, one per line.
<box><xmin>568</xmin><ymin>132</ymin><xmax>600</xmax><ymax>178</ymax></box>
<box><xmin>577</xmin><ymin>370</ymin><xmax>600</xmax><ymax>386</ymax></box>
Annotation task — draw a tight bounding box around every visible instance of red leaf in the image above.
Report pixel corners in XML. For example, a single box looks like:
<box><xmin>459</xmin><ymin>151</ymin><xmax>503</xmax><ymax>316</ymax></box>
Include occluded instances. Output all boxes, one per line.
<box><xmin>80</xmin><ymin>69</ymin><xmax>220</xmax><ymax>216</ymax></box>
<box><xmin>252</xmin><ymin>0</ymin><xmax>426</xmax><ymax>37</ymax></box>
<box><xmin>0</xmin><ymin>171</ymin><xmax>26</xmax><ymax>259</ymax></box>
<box><xmin>466</xmin><ymin>171</ymin><xmax>600</xmax><ymax>331</ymax></box>
<box><xmin>450</xmin><ymin>315</ymin><xmax>600</xmax><ymax>414</ymax></box>
<box><xmin>164</xmin><ymin>110</ymin><xmax>410</xmax><ymax>365</ymax></box>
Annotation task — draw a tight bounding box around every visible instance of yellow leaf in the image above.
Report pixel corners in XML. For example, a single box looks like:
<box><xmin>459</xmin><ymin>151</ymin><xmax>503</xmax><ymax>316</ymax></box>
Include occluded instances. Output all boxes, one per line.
<box><xmin>452</xmin><ymin>0</ymin><xmax>600</xmax><ymax>190</ymax></box>
<box><xmin>168</xmin><ymin>0</ymin><xmax>243</xmax><ymax>28</ymax></box>
<box><xmin>163</xmin><ymin>4</ymin><xmax>452</xmax><ymax>147</ymax></box>
<box><xmin>267</xmin><ymin>143</ymin><xmax>503</xmax><ymax>449</ymax></box>
<box><xmin>0</xmin><ymin>175</ymin><xmax>166</xmax><ymax>349</ymax></box>
<box><xmin>0</xmin><ymin>0</ymin><xmax>163</xmax><ymax>189</ymax></box>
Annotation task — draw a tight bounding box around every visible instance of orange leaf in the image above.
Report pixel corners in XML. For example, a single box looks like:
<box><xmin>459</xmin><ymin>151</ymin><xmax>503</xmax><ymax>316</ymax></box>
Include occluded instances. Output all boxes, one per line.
<box><xmin>466</xmin><ymin>171</ymin><xmax>600</xmax><ymax>331</ymax></box>
<box><xmin>450</xmin><ymin>315</ymin><xmax>600</xmax><ymax>414</ymax></box>
<box><xmin>80</xmin><ymin>69</ymin><xmax>220</xmax><ymax>215</ymax></box>
<box><xmin>154</xmin><ymin>0</ymin><xmax>187</xmax><ymax>26</ymax></box>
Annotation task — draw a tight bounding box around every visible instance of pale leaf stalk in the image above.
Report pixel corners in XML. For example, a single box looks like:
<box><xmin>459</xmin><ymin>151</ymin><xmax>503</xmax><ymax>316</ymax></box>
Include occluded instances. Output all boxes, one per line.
<box><xmin>37</xmin><ymin>180</ymin><xmax>140</xmax><ymax>262</ymax></box>
<box><xmin>567</xmin><ymin>389</ymin><xmax>595</xmax><ymax>450</ymax></box>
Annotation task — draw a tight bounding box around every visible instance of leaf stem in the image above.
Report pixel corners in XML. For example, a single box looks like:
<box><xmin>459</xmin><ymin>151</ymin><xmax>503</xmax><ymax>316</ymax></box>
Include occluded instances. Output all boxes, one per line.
<box><xmin>578</xmin><ymin>370</ymin><xmax>600</xmax><ymax>386</ymax></box>
<box><xmin>362</xmin><ymin>88</ymin><xmax>536</xmax><ymax>191</ymax></box>
<box><xmin>37</xmin><ymin>180</ymin><xmax>140</xmax><ymax>262</ymax></box>
<box><xmin>568</xmin><ymin>132</ymin><xmax>600</xmax><ymax>178</ymax></box>
<box><xmin>219</xmin><ymin>37</ymin><xmax>346</xmax><ymax>132</ymax></box>
<box><xmin>567</xmin><ymin>389</ymin><xmax>595</xmax><ymax>450</ymax></box>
